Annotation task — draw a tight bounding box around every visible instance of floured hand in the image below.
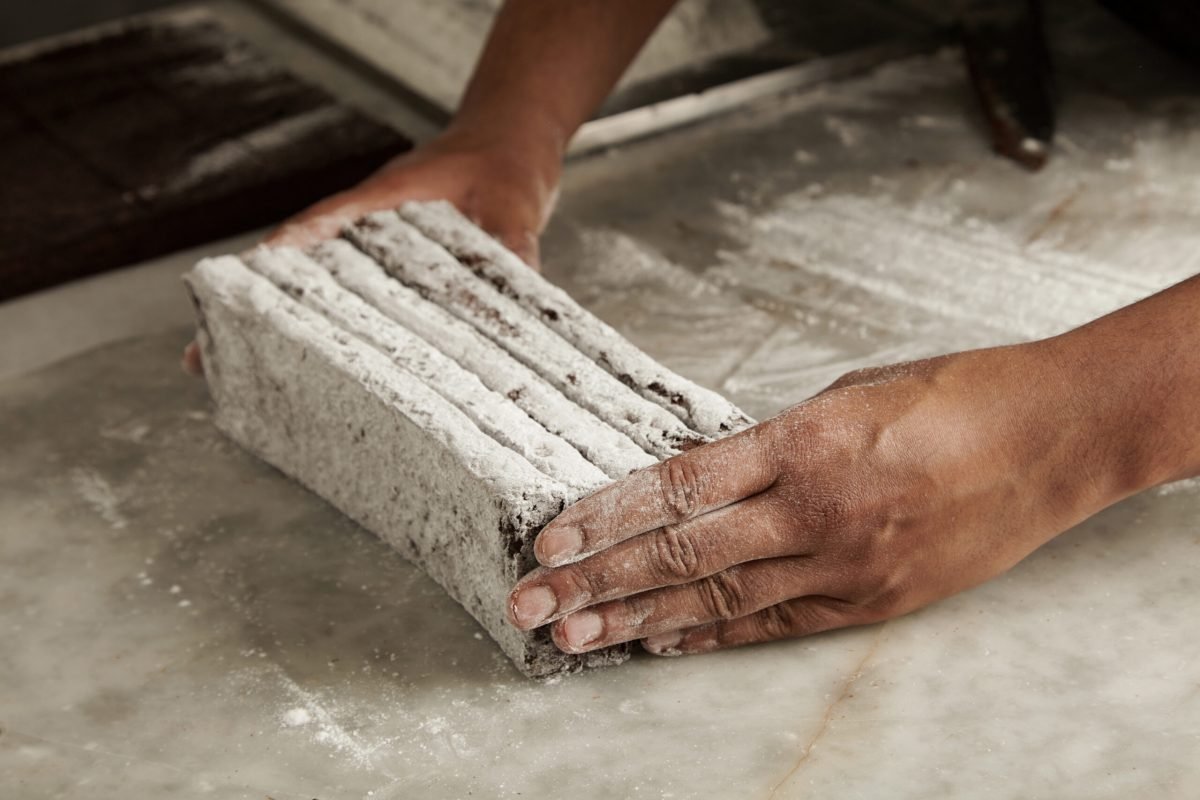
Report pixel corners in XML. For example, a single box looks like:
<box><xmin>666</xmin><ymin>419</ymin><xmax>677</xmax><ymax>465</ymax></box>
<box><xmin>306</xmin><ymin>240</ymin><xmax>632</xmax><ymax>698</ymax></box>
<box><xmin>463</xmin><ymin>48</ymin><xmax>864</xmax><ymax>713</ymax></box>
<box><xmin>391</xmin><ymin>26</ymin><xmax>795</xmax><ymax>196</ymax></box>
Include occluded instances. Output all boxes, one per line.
<box><xmin>506</xmin><ymin>340</ymin><xmax>1131</xmax><ymax>656</ymax></box>
<box><xmin>266</xmin><ymin>126</ymin><xmax>560</xmax><ymax>264</ymax></box>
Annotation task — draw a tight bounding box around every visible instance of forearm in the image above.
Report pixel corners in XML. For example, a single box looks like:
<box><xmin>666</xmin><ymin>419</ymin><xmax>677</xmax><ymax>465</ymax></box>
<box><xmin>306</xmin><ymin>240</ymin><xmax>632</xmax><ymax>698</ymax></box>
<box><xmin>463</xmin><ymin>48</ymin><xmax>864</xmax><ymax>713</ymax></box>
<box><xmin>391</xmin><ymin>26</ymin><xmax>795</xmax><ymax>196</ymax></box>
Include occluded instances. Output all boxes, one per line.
<box><xmin>1049</xmin><ymin>274</ymin><xmax>1200</xmax><ymax>500</ymax></box>
<box><xmin>448</xmin><ymin>0</ymin><xmax>679</xmax><ymax>156</ymax></box>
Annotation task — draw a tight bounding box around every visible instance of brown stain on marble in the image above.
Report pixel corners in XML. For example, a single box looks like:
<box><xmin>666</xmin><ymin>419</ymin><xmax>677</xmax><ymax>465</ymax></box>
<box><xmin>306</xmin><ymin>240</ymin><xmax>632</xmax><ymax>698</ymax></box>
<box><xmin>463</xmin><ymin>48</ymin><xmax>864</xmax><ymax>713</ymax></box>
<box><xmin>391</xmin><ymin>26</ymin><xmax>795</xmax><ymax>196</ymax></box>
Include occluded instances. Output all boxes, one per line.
<box><xmin>1024</xmin><ymin>186</ymin><xmax>1083</xmax><ymax>248</ymax></box>
<box><xmin>766</xmin><ymin>624</ymin><xmax>888</xmax><ymax>799</ymax></box>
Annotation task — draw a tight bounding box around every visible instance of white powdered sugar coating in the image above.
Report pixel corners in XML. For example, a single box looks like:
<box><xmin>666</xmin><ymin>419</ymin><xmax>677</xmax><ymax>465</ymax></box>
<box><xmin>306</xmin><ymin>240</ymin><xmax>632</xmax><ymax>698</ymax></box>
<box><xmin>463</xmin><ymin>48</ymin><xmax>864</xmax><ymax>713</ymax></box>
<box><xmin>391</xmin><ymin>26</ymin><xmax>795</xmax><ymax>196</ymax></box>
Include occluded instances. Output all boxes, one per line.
<box><xmin>310</xmin><ymin>239</ymin><xmax>654</xmax><ymax>479</ymax></box>
<box><xmin>187</xmin><ymin>207</ymin><xmax>750</xmax><ymax>676</ymax></box>
<box><xmin>399</xmin><ymin>200</ymin><xmax>755</xmax><ymax>437</ymax></box>
<box><xmin>344</xmin><ymin>211</ymin><xmax>703</xmax><ymax>458</ymax></box>
<box><xmin>242</xmin><ymin>245</ymin><xmax>608</xmax><ymax>497</ymax></box>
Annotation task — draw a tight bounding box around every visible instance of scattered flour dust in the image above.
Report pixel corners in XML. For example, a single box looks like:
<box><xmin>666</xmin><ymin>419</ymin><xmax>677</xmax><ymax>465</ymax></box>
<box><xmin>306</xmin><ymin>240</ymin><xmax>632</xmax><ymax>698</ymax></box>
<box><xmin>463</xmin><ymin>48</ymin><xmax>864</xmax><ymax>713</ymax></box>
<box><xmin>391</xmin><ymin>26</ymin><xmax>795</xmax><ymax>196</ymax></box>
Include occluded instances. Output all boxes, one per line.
<box><xmin>70</xmin><ymin>467</ymin><xmax>128</xmax><ymax>529</ymax></box>
<box><xmin>282</xmin><ymin>707</ymin><xmax>313</xmax><ymax>727</ymax></box>
<box><xmin>1153</xmin><ymin>478</ymin><xmax>1200</xmax><ymax>497</ymax></box>
<box><xmin>823</xmin><ymin>115</ymin><xmax>868</xmax><ymax>148</ymax></box>
<box><xmin>260</xmin><ymin>664</ymin><xmax>402</xmax><ymax>775</ymax></box>
<box><xmin>216</xmin><ymin>654</ymin><xmax>582</xmax><ymax>782</ymax></box>
<box><xmin>99</xmin><ymin>419</ymin><xmax>151</xmax><ymax>444</ymax></box>
<box><xmin>707</xmin><ymin>193</ymin><xmax>1168</xmax><ymax>342</ymax></box>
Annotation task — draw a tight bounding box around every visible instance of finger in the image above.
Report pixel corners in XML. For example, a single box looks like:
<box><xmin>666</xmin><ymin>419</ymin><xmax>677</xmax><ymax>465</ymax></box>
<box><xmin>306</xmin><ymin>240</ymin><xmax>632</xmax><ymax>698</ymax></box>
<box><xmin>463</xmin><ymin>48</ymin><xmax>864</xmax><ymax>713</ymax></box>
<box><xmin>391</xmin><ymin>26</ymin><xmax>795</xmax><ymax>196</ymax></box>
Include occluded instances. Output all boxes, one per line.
<box><xmin>548</xmin><ymin>556</ymin><xmax>839</xmax><ymax>654</ymax></box>
<box><xmin>534</xmin><ymin>425</ymin><xmax>777</xmax><ymax>567</ymax></box>
<box><xmin>508</xmin><ymin>494</ymin><xmax>804</xmax><ymax>630</ymax></box>
<box><xmin>181</xmin><ymin>340</ymin><xmax>204</xmax><ymax>377</ymax></box>
<box><xmin>642</xmin><ymin>596</ymin><xmax>865</xmax><ymax>657</ymax></box>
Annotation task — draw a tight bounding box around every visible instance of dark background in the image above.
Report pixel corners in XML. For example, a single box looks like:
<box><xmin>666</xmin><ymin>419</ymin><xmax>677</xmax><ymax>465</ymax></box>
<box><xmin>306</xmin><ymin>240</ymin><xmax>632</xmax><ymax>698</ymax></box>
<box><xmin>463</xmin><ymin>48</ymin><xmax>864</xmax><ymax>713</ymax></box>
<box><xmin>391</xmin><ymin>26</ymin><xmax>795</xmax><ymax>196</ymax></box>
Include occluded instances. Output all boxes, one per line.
<box><xmin>0</xmin><ymin>0</ymin><xmax>184</xmax><ymax>47</ymax></box>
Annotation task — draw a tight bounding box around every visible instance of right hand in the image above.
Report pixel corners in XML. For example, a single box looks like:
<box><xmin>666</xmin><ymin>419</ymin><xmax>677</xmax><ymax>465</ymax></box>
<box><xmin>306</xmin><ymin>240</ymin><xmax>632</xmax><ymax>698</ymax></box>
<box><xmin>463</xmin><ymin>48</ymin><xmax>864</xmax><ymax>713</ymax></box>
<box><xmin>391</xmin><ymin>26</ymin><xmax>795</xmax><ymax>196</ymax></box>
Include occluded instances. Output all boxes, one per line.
<box><xmin>183</xmin><ymin>126</ymin><xmax>563</xmax><ymax>376</ymax></box>
<box><xmin>506</xmin><ymin>340</ymin><xmax>1136</xmax><ymax>657</ymax></box>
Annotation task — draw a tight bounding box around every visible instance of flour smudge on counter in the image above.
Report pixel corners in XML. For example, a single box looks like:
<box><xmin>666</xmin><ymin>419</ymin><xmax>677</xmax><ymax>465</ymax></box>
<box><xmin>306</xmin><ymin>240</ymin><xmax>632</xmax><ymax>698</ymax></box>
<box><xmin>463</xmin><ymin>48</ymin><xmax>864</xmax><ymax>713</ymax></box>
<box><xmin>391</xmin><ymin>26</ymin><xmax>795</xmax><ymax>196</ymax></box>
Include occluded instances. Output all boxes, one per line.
<box><xmin>70</xmin><ymin>467</ymin><xmax>129</xmax><ymax>530</ymax></box>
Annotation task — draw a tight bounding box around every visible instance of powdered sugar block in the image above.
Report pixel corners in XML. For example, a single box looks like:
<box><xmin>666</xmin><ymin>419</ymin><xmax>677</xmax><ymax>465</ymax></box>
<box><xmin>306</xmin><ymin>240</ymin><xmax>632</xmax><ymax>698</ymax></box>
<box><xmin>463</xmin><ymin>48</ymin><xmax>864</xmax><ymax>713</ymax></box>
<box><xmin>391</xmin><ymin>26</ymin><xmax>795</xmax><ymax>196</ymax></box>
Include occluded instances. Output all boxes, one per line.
<box><xmin>343</xmin><ymin>212</ymin><xmax>706</xmax><ymax>457</ymax></box>
<box><xmin>398</xmin><ymin>200</ymin><xmax>755</xmax><ymax>436</ymax></box>
<box><xmin>184</xmin><ymin>204</ymin><xmax>753</xmax><ymax>678</ymax></box>
<box><xmin>242</xmin><ymin>245</ymin><xmax>608</xmax><ymax>497</ymax></box>
<box><xmin>310</xmin><ymin>239</ymin><xmax>655</xmax><ymax>480</ymax></box>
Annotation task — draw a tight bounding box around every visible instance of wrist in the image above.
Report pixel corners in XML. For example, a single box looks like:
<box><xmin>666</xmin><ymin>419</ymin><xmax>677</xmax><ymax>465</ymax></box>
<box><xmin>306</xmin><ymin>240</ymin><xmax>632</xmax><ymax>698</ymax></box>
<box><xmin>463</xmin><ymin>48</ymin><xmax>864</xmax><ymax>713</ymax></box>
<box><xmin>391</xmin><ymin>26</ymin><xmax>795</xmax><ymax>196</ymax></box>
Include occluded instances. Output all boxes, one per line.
<box><xmin>1036</xmin><ymin>325</ymin><xmax>1177</xmax><ymax>504</ymax></box>
<box><xmin>922</xmin><ymin>340</ymin><xmax>1135</xmax><ymax>539</ymax></box>
<box><xmin>443</xmin><ymin>104</ymin><xmax>568</xmax><ymax>171</ymax></box>
<box><xmin>432</xmin><ymin>116</ymin><xmax>562</xmax><ymax>204</ymax></box>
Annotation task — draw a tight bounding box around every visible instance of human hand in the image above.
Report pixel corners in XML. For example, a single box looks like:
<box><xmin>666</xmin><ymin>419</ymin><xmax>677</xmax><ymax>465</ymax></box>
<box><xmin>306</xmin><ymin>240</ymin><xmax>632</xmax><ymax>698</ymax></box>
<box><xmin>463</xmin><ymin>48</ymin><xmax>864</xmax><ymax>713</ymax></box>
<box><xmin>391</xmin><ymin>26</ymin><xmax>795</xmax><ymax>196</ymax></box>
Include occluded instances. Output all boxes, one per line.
<box><xmin>266</xmin><ymin>124</ymin><xmax>561</xmax><ymax>263</ymax></box>
<box><xmin>506</xmin><ymin>340</ymin><xmax>1134</xmax><ymax>657</ymax></box>
<box><xmin>181</xmin><ymin>125</ymin><xmax>562</xmax><ymax>376</ymax></box>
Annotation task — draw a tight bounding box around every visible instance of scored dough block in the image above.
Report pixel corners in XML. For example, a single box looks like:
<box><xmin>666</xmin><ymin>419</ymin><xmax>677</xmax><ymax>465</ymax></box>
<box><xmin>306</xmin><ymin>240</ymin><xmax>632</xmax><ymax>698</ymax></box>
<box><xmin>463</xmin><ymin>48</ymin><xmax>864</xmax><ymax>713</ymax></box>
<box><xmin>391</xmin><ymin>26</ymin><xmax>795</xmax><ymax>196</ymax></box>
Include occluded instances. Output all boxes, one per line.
<box><xmin>397</xmin><ymin>200</ymin><xmax>754</xmax><ymax>437</ymax></box>
<box><xmin>184</xmin><ymin>204</ymin><xmax>754</xmax><ymax>678</ymax></box>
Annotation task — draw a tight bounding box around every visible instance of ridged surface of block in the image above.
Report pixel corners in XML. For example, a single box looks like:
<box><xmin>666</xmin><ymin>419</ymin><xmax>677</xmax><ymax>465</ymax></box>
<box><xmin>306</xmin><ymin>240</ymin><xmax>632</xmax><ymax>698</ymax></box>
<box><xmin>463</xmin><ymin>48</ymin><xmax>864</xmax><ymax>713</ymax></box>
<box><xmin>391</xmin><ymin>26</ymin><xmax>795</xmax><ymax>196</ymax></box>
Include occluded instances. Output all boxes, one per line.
<box><xmin>186</xmin><ymin>204</ymin><xmax>752</xmax><ymax>677</ymax></box>
<box><xmin>344</xmin><ymin>213</ymin><xmax>705</xmax><ymax>458</ymax></box>
<box><xmin>399</xmin><ymin>200</ymin><xmax>756</xmax><ymax>436</ymax></box>
<box><xmin>310</xmin><ymin>239</ymin><xmax>655</xmax><ymax>479</ymax></box>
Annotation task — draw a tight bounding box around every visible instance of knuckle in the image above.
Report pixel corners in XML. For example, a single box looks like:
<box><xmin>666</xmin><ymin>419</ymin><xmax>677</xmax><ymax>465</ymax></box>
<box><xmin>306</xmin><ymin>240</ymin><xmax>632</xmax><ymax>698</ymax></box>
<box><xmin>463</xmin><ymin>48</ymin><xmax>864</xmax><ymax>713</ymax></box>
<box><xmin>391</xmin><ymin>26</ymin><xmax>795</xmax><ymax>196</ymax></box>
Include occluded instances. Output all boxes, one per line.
<box><xmin>855</xmin><ymin>598</ymin><xmax>897</xmax><ymax>625</ymax></box>
<box><xmin>781</xmin><ymin>598</ymin><xmax>845</xmax><ymax>637</ymax></box>
<box><xmin>697</xmin><ymin>571</ymin><xmax>750</xmax><ymax>621</ymax></box>
<box><xmin>827</xmin><ymin>367</ymin><xmax>874</xmax><ymax>391</ymax></box>
<box><xmin>865</xmin><ymin>576</ymin><xmax>912</xmax><ymax>618</ymax></box>
<box><xmin>557</xmin><ymin>564</ymin><xmax>603</xmax><ymax>603</ymax></box>
<box><xmin>658</xmin><ymin>457</ymin><xmax>703</xmax><ymax>522</ymax></box>
<box><xmin>838</xmin><ymin>556</ymin><xmax>911</xmax><ymax>621</ymax></box>
<box><xmin>828</xmin><ymin>361</ymin><xmax>922</xmax><ymax>392</ymax></box>
<box><xmin>755</xmin><ymin>603</ymin><xmax>797</xmax><ymax>641</ymax></box>
<box><xmin>646</xmin><ymin>523</ymin><xmax>705</xmax><ymax>583</ymax></box>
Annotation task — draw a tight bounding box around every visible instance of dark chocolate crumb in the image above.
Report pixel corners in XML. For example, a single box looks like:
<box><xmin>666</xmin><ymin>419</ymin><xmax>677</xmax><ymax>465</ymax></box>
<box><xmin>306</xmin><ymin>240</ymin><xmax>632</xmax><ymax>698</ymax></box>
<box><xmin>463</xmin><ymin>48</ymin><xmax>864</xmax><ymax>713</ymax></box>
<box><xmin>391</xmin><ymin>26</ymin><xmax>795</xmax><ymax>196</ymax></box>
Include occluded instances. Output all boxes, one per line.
<box><xmin>648</xmin><ymin>381</ymin><xmax>690</xmax><ymax>411</ymax></box>
<box><xmin>500</xmin><ymin>519</ymin><xmax>524</xmax><ymax>561</ymax></box>
<box><xmin>455</xmin><ymin>287</ymin><xmax>518</xmax><ymax>336</ymax></box>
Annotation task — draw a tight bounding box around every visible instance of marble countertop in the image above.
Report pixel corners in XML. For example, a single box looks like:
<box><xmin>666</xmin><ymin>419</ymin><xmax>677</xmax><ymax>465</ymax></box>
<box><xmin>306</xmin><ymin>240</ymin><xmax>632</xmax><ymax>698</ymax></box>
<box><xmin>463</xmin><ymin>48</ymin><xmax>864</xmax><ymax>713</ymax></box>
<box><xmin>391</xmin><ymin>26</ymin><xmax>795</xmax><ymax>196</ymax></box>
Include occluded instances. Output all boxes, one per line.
<box><xmin>3</xmin><ymin>5</ymin><xmax>1199</xmax><ymax>798</ymax></box>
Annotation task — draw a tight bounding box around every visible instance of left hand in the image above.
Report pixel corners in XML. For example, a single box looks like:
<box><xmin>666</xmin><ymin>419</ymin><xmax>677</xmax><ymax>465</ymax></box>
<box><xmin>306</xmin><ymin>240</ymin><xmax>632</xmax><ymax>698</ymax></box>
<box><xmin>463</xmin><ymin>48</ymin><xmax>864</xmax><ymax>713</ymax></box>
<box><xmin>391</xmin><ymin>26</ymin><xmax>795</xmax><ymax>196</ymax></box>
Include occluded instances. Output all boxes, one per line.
<box><xmin>182</xmin><ymin>123</ymin><xmax>561</xmax><ymax>376</ymax></box>
<box><xmin>506</xmin><ymin>339</ymin><xmax>1137</xmax><ymax>657</ymax></box>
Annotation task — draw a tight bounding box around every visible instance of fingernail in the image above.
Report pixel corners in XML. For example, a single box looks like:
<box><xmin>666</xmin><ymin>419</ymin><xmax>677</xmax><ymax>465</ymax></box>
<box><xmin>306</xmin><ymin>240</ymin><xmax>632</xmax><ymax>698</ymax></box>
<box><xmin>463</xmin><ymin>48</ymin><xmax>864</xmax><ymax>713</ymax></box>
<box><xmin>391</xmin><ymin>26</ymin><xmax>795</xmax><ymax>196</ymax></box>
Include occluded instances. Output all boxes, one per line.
<box><xmin>511</xmin><ymin>586</ymin><xmax>557</xmax><ymax>629</ymax></box>
<box><xmin>642</xmin><ymin>630</ymin><xmax>683</xmax><ymax>656</ymax></box>
<box><xmin>562</xmin><ymin>611</ymin><xmax>604</xmax><ymax>650</ymax></box>
<box><xmin>537</xmin><ymin>526</ymin><xmax>582</xmax><ymax>565</ymax></box>
<box><xmin>181</xmin><ymin>343</ymin><xmax>201</xmax><ymax>377</ymax></box>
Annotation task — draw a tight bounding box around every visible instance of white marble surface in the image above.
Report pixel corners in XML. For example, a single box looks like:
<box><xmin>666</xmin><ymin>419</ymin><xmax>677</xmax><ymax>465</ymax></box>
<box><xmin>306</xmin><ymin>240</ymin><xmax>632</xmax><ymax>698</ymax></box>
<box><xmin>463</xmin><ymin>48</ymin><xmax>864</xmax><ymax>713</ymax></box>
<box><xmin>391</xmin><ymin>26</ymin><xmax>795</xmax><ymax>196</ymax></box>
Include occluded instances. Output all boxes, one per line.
<box><xmin>3</xmin><ymin>5</ymin><xmax>1200</xmax><ymax>798</ymax></box>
